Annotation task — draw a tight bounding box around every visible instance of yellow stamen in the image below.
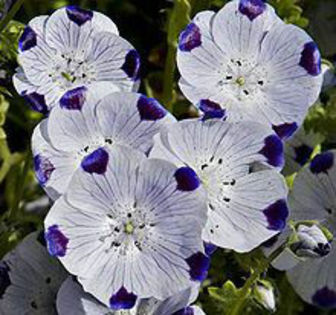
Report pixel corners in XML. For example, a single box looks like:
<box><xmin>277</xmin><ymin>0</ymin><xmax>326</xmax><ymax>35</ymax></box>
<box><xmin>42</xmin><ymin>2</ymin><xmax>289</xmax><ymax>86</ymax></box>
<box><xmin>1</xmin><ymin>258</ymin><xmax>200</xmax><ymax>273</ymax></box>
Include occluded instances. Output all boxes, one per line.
<box><xmin>236</xmin><ymin>76</ymin><xmax>245</xmax><ymax>86</ymax></box>
<box><xmin>124</xmin><ymin>222</ymin><xmax>134</xmax><ymax>234</ymax></box>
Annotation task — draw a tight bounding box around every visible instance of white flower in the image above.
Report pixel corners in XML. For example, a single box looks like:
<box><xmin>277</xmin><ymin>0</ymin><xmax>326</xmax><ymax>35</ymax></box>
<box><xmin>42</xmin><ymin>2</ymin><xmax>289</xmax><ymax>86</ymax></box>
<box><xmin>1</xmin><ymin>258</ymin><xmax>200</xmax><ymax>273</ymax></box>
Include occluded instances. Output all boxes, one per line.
<box><xmin>44</xmin><ymin>145</ymin><xmax>209</xmax><ymax>309</ymax></box>
<box><xmin>285</xmin><ymin>150</ymin><xmax>336</xmax><ymax>309</ymax></box>
<box><xmin>0</xmin><ymin>232</ymin><xmax>67</xmax><ymax>314</ymax></box>
<box><xmin>283</xmin><ymin>126</ymin><xmax>323</xmax><ymax>176</ymax></box>
<box><xmin>57</xmin><ymin>276</ymin><xmax>205</xmax><ymax>314</ymax></box>
<box><xmin>291</xmin><ymin>224</ymin><xmax>331</xmax><ymax>258</ymax></box>
<box><xmin>32</xmin><ymin>91</ymin><xmax>175</xmax><ymax>200</ymax></box>
<box><xmin>177</xmin><ymin>0</ymin><xmax>323</xmax><ymax>140</ymax></box>
<box><xmin>13</xmin><ymin>6</ymin><xmax>140</xmax><ymax>113</ymax></box>
<box><xmin>255</xmin><ymin>281</ymin><xmax>276</xmax><ymax>312</ymax></box>
<box><xmin>149</xmin><ymin>118</ymin><xmax>288</xmax><ymax>252</ymax></box>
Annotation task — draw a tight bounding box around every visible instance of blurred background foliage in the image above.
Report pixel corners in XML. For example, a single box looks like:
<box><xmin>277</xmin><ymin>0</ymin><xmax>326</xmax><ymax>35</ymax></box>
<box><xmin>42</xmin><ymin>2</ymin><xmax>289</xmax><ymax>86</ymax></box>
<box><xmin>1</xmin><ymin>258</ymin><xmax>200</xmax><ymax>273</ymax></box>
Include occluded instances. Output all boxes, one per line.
<box><xmin>0</xmin><ymin>0</ymin><xmax>336</xmax><ymax>314</ymax></box>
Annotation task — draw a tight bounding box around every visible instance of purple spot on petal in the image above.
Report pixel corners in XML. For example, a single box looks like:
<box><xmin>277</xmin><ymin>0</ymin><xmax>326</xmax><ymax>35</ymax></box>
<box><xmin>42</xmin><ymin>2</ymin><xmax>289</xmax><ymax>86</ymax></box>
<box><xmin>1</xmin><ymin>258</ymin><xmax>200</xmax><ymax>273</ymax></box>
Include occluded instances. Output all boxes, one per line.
<box><xmin>199</xmin><ymin>99</ymin><xmax>222</xmax><ymax>112</ymax></box>
<box><xmin>109</xmin><ymin>287</ymin><xmax>137</xmax><ymax>310</ymax></box>
<box><xmin>312</xmin><ymin>287</ymin><xmax>336</xmax><ymax>309</ymax></box>
<box><xmin>239</xmin><ymin>0</ymin><xmax>266</xmax><ymax>21</ymax></box>
<box><xmin>66</xmin><ymin>6</ymin><xmax>93</xmax><ymax>26</ymax></box>
<box><xmin>173</xmin><ymin>307</ymin><xmax>194</xmax><ymax>315</ymax></box>
<box><xmin>179</xmin><ymin>23</ymin><xmax>201</xmax><ymax>52</ymax></box>
<box><xmin>259</xmin><ymin>135</ymin><xmax>284</xmax><ymax>168</ymax></box>
<box><xmin>175</xmin><ymin>167</ymin><xmax>200</xmax><ymax>191</ymax></box>
<box><xmin>272</xmin><ymin>122</ymin><xmax>298</xmax><ymax>141</ymax></box>
<box><xmin>60</xmin><ymin>86</ymin><xmax>87</xmax><ymax>110</ymax></box>
<box><xmin>202</xmin><ymin>109</ymin><xmax>226</xmax><ymax>121</ymax></box>
<box><xmin>294</xmin><ymin>144</ymin><xmax>313</xmax><ymax>166</ymax></box>
<box><xmin>263</xmin><ymin>199</ymin><xmax>288</xmax><ymax>231</ymax></box>
<box><xmin>299</xmin><ymin>41</ymin><xmax>321</xmax><ymax>76</ymax></box>
<box><xmin>204</xmin><ymin>242</ymin><xmax>217</xmax><ymax>256</ymax></box>
<box><xmin>310</xmin><ymin>152</ymin><xmax>334</xmax><ymax>174</ymax></box>
<box><xmin>186</xmin><ymin>252</ymin><xmax>210</xmax><ymax>281</ymax></box>
<box><xmin>122</xmin><ymin>50</ymin><xmax>140</xmax><ymax>81</ymax></box>
<box><xmin>81</xmin><ymin>147</ymin><xmax>109</xmax><ymax>174</ymax></box>
<box><xmin>23</xmin><ymin>92</ymin><xmax>48</xmax><ymax>114</ymax></box>
<box><xmin>199</xmin><ymin>99</ymin><xmax>226</xmax><ymax>121</ymax></box>
<box><xmin>45</xmin><ymin>225</ymin><xmax>68</xmax><ymax>257</ymax></box>
<box><xmin>0</xmin><ymin>262</ymin><xmax>10</xmax><ymax>298</ymax></box>
<box><xmin>137</xmin><ymin>95</ymin><xmax>167</xmax><ymax>120</ymax></box>
<box><xmin>19</xmin><ymin>26</ymin><xmax>37</xmax><ymax>51</ymax></box>
<box><xmin>34</xmin><ymin>154</ymin><xmax>55</xmax><ymax>186</ymax></box>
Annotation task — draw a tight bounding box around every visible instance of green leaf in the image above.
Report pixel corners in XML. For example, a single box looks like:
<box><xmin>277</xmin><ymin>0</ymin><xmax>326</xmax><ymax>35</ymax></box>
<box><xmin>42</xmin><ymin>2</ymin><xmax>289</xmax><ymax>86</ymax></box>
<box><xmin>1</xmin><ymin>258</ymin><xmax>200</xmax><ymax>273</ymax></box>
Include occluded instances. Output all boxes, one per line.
<box><xmin>166</xmin><ymin>0</ymin><xmax>191</xmax><ymax>47</ymax></box>
<box><xmin>209</xmin><ymin>280</ymin><xmax>247</xmax><ymax>310</ymax></box>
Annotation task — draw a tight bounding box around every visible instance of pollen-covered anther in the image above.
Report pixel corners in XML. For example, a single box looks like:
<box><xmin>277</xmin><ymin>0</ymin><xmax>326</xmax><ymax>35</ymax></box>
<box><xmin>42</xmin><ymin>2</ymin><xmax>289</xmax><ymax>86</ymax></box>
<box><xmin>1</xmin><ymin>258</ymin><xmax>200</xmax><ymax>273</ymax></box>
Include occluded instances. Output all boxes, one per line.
<box><xmin>236</xmin><ymin>76</ymin><xmax>245</xmax><ymax>86</ymax></box>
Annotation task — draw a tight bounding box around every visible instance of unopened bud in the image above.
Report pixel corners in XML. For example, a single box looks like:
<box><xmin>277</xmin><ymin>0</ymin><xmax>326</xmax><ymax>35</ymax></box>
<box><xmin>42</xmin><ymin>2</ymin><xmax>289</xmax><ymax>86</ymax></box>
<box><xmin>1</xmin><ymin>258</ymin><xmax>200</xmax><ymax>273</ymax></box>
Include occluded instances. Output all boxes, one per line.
<box><xmin>254</xmin><ymin>281</ymin><xmax>276</xmax><ymax>312</ymax></box>
<box><xmin>291</xmin><ymin>224</ymin><xmax>331</xmax><ymax>258</ymax></box>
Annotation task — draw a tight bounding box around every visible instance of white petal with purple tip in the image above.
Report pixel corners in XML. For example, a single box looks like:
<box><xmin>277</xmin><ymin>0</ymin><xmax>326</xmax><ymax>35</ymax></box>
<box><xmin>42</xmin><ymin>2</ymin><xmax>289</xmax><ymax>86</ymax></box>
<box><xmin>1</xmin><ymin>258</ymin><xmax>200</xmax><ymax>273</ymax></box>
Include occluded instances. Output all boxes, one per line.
<box><xmin>44</xmin><ymin>145</ymin><xmax>208</xmax><ymax>306</ymax></box>
<box><xmin>0</xmin><ymin>232</ymin><xmax>67</xmax><ymax>315</ymax></box>
<box><xmin>177</xmin><ymin>0</ymin><xmax>323</xmax><ymax>134</ymax></box>
<box><xmin>15</xmin><ymin>6</ymin><xmax>140</xmax><ymax>112</ymax></box>
<box><xmin>150</xmin><ymin>119</ymin><xmax>288</xmax><ymax>252</ymax></box>
<box><xmin>31</xmin><ymin>91</ymin><xmax>175</xmax><ymax>199</ymax></box>
<box><xmin>273</xmin><ymin>150</ymin><xmax>336</xmax><ymax>308</ymax></box>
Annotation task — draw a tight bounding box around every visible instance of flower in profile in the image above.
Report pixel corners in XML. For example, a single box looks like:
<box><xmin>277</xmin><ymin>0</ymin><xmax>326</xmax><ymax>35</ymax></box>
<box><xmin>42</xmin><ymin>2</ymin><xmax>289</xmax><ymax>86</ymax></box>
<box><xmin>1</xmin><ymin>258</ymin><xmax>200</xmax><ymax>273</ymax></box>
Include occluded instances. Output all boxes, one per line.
<box><xmin>45</xmin><ymin>145</ymin><xmax>209</xmax><ymax>308</ymax></box>
<box><xmin>177</xmin><ymin>0</ymin><xmax>323</xmax><ymax>140</ymax></box>
<box><xmin>285</xmin><ymin>151</ymin><xmax>336</xmax><ymax>309</ymax></box>
<box><xmin>57</xmin><ymin>276</ymin><xmax>205</xmax><ymax>314</ymax></box>
<box><xmin>0</xmin><ymin>232</ymin><xmax>67</xmax><ymax>314</ymax></box>
<box><xmin>150</xmin><ymin>119</ymin><xmax>288</xmax><ymax>252</ymax></box>
<box><xmin>32</xmin><ymin>91</ymin><xmax>175</xmax><ymax>200</ymax></box>
<box><xmin>13</xmin><ymin>6</ymin><xmax>141</xmax><ymax>113</ymax></box>
<box><xmin>291</xmin><ymin>224</ymin><xmax>331</xmax><ymax>259</ymax></box>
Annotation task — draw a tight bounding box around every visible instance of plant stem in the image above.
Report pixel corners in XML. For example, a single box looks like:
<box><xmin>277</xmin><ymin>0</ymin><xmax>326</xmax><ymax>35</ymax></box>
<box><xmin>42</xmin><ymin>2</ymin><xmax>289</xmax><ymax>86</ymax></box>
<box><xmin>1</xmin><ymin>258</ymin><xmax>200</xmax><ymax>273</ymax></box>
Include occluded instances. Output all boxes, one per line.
<box><xmin>161</xmin><ymin>0</ymin><xmax>191</xmax><ymax>111</ymax></box>
<box><xmin>0</xmin><ymin>138</ymin><xmax>12</xmax><ymax>182</ymax></box>
<box><xmin>0</xmin><ymin>0</ymin><xmax>26</xmax><ymax>33</ymax></box>
<box><xmin>162</xmin><ymin>42</ymin><xmax>177</xmax><ymax>111</ymax></box>
<box><xmin>229</xmin><ymin>243</ymin><xmax>288</xmax><ymax>315</ymax></box>
<box><xmin>8</xmin><ymin>151</ymin><xmax>30</xmax><ymax>220</ymax></box>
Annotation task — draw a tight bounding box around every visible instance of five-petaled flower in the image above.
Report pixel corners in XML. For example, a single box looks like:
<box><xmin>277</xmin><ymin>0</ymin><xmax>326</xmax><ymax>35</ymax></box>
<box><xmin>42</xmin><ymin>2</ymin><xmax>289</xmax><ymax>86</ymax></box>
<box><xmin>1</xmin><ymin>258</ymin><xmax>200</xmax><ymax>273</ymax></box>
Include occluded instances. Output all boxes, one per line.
<box><xmin>177</xmin><ymin>0</ymin><xmax>323</xmax><ymax>140</ymax></box>
<box><xmin>44</xmin><ymin>145</ymin><xmax>209</xmax><ymax>308</ymax></box>
<box><xmin>285</xmin><ymin>151</ymin><xmax>336</xmax><ymax>309</ymax></box>
<box><xmin>0</xmin><ymin>232</ymin><xmax>67</xmax><ymax>314</ymax></box>
<box><xmin>32</xmin><ymin>91</ymin><xmax>175</xmax><ymax>200</ymax></box>
<box><xmin>13</xmin><ymin>6</ymin><xmax>141</xmax><ymax>114</ymax></box>
<box><xmin>150</xmin><ymin>118</ymin><xmax>288</xmax><ymax>252</ymax></box>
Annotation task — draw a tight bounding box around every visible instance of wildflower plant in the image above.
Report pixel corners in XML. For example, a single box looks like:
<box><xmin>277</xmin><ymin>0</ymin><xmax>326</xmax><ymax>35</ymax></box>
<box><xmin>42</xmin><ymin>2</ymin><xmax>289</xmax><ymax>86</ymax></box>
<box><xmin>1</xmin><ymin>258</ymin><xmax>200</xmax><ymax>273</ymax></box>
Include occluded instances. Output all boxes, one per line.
<box><xmin>0</xmin><ymin>0</ymin><xmax>335</xmax><ymax>314</ymax></box>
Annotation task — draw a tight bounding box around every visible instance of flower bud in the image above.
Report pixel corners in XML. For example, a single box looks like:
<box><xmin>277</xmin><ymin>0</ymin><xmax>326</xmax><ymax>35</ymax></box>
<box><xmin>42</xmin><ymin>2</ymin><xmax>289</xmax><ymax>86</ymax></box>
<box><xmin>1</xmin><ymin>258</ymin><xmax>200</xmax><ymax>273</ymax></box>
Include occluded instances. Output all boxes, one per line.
<box><xmin>291</xmin><ymin>224</ymin><xmax>331</xmax><ymax>258</ymax></box>
<box><xmin>254</xmin><ymin>281</ymin><xmax>276</xmax><ymax>312</ymax></box>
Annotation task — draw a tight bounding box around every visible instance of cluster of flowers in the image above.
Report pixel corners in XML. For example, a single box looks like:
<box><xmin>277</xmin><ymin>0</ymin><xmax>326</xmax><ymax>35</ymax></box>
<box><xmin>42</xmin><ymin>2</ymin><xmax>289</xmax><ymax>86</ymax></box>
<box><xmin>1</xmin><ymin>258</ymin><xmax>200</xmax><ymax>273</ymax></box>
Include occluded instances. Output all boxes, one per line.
<box><xmin>1</xmin><ymin>0</ymin><xmax>336</xmax><ymax>313</ymax></box>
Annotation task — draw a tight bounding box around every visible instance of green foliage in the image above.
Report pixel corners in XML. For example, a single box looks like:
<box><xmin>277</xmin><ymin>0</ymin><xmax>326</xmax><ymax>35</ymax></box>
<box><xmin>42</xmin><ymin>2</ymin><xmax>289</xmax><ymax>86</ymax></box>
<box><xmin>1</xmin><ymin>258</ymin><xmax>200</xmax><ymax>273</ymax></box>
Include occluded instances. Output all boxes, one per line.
<box><xmin>304</xmin><ymin>99</ymin><xmax>336</xmax><ymax>144</ymax></box>
<box><xmin>0</xmin><ymin>20</ymin><xmax>24</xmax><ymax>62</ymax></box>
<box><xmin>269</xmin><ymin>0</ymin><xmax>308</xmax><ymax>27</ymax></box>
<box><xmin>208</xmin><ymin>280</ymin><xmax>245</xmax><ymax>313</ymax></box>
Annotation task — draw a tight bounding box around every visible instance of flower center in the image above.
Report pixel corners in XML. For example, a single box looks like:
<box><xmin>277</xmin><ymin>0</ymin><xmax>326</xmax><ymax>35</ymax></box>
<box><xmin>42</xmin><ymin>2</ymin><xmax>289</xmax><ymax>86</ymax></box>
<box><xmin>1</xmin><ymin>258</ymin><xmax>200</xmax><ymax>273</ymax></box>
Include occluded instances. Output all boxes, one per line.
<box><xmin>61</xmin><ymin>72</ymin><xmax>76</xmax><ymax>83</ymax></box>
<box><xmin>48</xmin><ymin>52</ymin><xmax>97</xmax><ymax>91</ymax></box>
<box><xmin>235</xmin><ymin>76</ymin><xmax>245</xmax><ymax>86</ymax></box>
<box><xmin>124</xmin><ymin>221</ymin><xmax>134</xmax><ymax>234</ymax></box>
<box><xmin>219</xmin><ymin>58</ymin><xmax>267</xmax><ymax>101</ymax></box>
<box><xmin>99</xmin><ymin>205</ymin><xmax>156</xmax><ymax>254</ymax></box>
